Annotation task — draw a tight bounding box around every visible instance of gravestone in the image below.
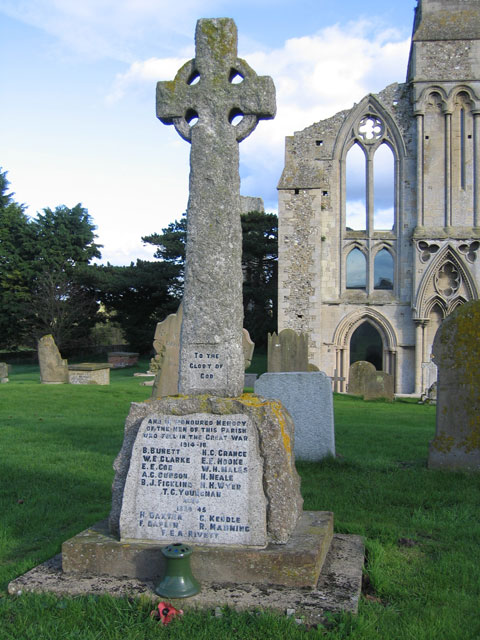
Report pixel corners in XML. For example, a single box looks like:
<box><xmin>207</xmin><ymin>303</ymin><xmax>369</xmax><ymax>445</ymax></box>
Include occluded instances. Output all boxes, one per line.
<box><xmin>421</xmin><ymin>360</ymin><xmax>437</xmax><ymax>397</ymax></box>
<box><xmin>348</xmin><ymin>361</ymin><xmax>394</xmax><ymax>401</ymax></box>
<box><xmin>151</xmin><ymin>303</ymin><xmax>183</xmax><ymax>397</ymax></box>
<box><xmin>0</xmin><ymin>362</ymin><xmax>8</xmax><ymax>383</ymax></box>
<box><xmin>37</xmin><ymin>334</ymin><xmax>69</xmax><ymax>384</ymax></box>
<box><xmin>267</xmin><ymin>329</ymin><xmax>309</xmax><ymax>372</ymax></box>
<box><xmin>428</xmin><ymin>301</ymin><xmax>480</xmax><ymax>470</ymax></box>
<box><xmin>363</xmin><ymin>371</ymin><xmax>394</xmax><ymax>402</ymax></box>
<box><xmin>347</xmin><ymin>361</ymin><xmax>376</xmax><ymax>396</ymax></box>
<box><xmin>255</xmin><ymin>372</ymin><xmax>335</xmax><ymax>461</ymax></box>
<box><xmin>151</xmin><ymin>300</ymin><xmax>254</xmax><ymax>398</ymax></box>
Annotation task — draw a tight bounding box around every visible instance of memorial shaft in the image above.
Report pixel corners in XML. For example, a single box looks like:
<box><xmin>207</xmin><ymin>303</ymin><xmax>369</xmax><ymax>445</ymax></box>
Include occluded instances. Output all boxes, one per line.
<box><xmin>156</xmin><ymin>18</ymin><xmax>275</xmax><ymax>397</ymax></box>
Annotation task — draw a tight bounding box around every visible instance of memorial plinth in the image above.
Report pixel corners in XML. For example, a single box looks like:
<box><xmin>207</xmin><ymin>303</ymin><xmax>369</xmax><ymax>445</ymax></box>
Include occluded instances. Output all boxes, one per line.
<box><xmin>109</xmin><ymin>395</ymin><xmax>303</xmax><ymax>547</ymax></box>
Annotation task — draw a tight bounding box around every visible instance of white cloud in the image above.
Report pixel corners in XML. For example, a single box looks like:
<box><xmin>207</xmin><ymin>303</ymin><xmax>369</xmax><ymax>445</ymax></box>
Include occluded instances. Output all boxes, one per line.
<box><xmin>0</xmin><ymin>0</ymin><xmax>208</xmax><ymax>61</ymax></box>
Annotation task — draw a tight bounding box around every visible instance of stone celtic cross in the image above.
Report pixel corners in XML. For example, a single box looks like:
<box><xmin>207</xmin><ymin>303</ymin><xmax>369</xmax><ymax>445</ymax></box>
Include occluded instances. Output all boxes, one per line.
<box><xmin>156</xmin><ymin>18</ymin><xmax>276</xmax><ymax>397</ymax></box>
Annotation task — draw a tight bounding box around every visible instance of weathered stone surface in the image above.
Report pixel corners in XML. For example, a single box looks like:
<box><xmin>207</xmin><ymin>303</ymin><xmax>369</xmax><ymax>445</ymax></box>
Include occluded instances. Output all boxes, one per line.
<box><xmin>108</xmin><ymin>352</ymin><xmax>139</xmax><ymax>368</ymax></box>
<box><xmin>9</xmin><ymin>533</ymin><xmax>365</xmax><ymax>621</ymax></box>
<box><xmin>242</xmin><ymin>329</ymin><xmax>255</xmax><ymax>370</ymax></box>
<box><xmin>63</xmin><ymin>511</ymin><xmax>332</xmax><ymax>588</ymax></box>
<box><xmin>150</xmin><ymin>302</ymin><xmax>254</xmax><ymax>399</ymax></box>
<box><xmin>0</xmin><ymin>362</ymin><xmax>8</xmax><ymax>383</ymax></box>
<box><xmin>109</xmin><ymin>394</ymin><xmax>302</xmax><ymax>545</ymax></box>
<box><xmin>37</xmin><ymin>335</ymin><xmax>68</xmax><ymax>384</ymax></box>
<box><xmin>277</xmin><ymin>0</ymin><xmax>480</xmax><ymax>397</ymax></box>
<box><xmin>151</xmin><ymin>303</ymin><xmax>183</xmax><ymax>398</ymax></box>
<box><xmin>240</xmin><ymin>195</ymin><xmax>264</xmax><ymax>214</ymax></box>
<box><xmin>68</xmin><ymin>363</ymin><xmax>111</xmax><ymax>385</ymax></box>
<box><xmin>363</xmin><ymin>371</ymin><xmax>394</xmax><ymax>402</ymax></box>
<box><xmin>347</xmin><ymin>361</ymin><xmax>376</xmax><ymax>397</ymax></box>
<box><xmin>156</xmin><ymin>18</ymin><xmax>275</xmax><ymax>397</ymax></box>
<box><xmin>267</xmin><ymin>329</ymin><xmax>309</xmax><ymax>372</ymax></box>
<box><xmin>255</xmin><ymin>372</ymin><xmax>335</xmax><ymax>461</ymax></box>
<box><xmin>428</xmin><ymin>300</ymin><xmax>480</xmax><ymax>470</ymax></box>
<box><xmin>244</xmin><ymin>373</ymin><xmax>257</xmax><ymax>388</ymax></box>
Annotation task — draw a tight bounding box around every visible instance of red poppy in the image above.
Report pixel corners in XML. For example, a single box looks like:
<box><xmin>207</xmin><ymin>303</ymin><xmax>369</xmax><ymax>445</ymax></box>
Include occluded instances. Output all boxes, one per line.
<box><xmin>150</xmin><ymin>601</ymin><xmax>183</xmax><ymax>625</ymax></box>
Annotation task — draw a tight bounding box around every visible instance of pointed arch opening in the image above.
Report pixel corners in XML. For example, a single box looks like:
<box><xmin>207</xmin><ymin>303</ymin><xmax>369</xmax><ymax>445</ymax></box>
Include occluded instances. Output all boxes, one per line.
<box><xmin>373</xmin><ymin>143</ymin><xmax>395</xmax><ymax>230</ymax></box>
<box><xmin>346</xmin><ymin>143</ymin><xmax>366</xmax><ymax>230</ymax></box>
<box><xmin>350</xmin><ymin>322</ymin><xmax>383</xmax><ymax>370</ymax></box>
<box><xmin>346</xmin><ymin>247</ymin><xmax>367</xmax><ymax>289</ymax></box>
<box><xmin>374</xmin><ymin>248</ymin><xmax>394</xmax><ymax>290</ymax></box>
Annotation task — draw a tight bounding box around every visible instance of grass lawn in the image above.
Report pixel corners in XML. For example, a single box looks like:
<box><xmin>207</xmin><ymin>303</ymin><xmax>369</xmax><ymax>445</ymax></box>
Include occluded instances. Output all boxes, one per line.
<box><xmin>0</xmin><ymin>362</ymin><xmax>479</xmax><ymax>639</ymax></box>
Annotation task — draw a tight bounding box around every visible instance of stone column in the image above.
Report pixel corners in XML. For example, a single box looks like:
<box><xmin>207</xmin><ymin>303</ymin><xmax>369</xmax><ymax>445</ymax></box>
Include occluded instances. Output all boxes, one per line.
<box><xmin>474</xmin><ymin>112</ymin><xmax>480</xmax><ymax>228</ymax></box>
<box><xmin>416</xmin><ymin>113</ymin><xmax>424</xmax><ymax>227</ymax></box>
<box><xmin>414</xmin><ymin>319</ymin><xmax>425</xmax><ymax>395</ymax></box>
<box><xmin>444</xmin><ymin>111</ymin><xmax>452</xmax><ymax>228</ymax></box>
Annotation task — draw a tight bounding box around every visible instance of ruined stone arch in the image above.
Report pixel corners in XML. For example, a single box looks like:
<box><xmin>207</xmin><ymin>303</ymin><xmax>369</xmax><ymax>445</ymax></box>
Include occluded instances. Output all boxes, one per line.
<box><xmin>331</xmin><ymin>308</ymin><xmax>398</xmax><ymax>392</ymax></box>
<box><xmin>335</xmin><ymin>93</ymin><xmax>407</xmax><ymax>161</ymax></box>
<box><xmin>414</xmin><ymin>244</ymin><xmax>478</xmax><ymax>319</ymax></box>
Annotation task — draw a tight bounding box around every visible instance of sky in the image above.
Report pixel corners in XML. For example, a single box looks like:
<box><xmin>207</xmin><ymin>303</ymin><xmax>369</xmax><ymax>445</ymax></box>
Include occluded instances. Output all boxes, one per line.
<box><xmin>0</xmin><ymin>0</ymin><xmax>417</xmax><ymax>265</ymax></box>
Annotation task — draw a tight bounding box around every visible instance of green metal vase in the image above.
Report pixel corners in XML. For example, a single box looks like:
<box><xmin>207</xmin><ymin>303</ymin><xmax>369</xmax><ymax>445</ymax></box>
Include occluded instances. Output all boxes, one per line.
<box><xmin>155</xmin><ymin>543</ymin><xmax>201</xmax><ymax>598</ymax></box>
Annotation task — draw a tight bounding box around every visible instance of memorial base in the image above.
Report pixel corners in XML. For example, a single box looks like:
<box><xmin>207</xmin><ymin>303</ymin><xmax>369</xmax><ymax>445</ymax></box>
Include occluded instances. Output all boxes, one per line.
<box><xmin>8</xmin><ymin>533</ymin><xmax>364</xmax><ymax>625</ymax></box>
<box><xmin>62</xmin><ymin>511</ymin><xmax>333</xmax><ymax>589</ymax></box>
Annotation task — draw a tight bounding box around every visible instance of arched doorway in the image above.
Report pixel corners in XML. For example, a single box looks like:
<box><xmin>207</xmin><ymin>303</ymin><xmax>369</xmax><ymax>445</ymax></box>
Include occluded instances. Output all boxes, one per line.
<box><xmin>332</xmin><ymin>309</ymin><xmax>398</xmax><ymax>392</ymax></box>
<box><xmin>350</xmin><ymin>322</ymin><xmax>383</xmax><ymax>369</ymax></box>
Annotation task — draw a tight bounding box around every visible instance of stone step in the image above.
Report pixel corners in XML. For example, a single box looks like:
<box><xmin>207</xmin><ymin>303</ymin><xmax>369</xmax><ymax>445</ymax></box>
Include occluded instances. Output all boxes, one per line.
<box><xmin>62</xmin><ymin>511</ymin><xmax>333</xmax><ymax>589</ymax></box>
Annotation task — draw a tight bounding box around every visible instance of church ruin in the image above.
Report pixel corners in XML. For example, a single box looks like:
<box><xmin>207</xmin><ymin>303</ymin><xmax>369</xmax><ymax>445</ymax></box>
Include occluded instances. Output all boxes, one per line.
<box><xmin>277</xmin><ymin>0</ymin><xmax>480</xmax><ymax>394</ymax></box>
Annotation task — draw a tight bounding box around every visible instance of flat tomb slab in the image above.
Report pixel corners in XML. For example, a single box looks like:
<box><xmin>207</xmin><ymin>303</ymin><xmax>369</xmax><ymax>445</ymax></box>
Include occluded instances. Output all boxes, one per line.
<box><xmin>9</xmin><ymin>534</ymin><xmax>364</xmax><ymax>624</ymax></box>
<box><xmin>68</xmin><ymin>363</ymin><xmax>111</xmax><ymax>385</ymax></box>
<box><xmin>62</xmin><ymin>511</ymin><xmax>333</xmax><ymax>589</ymax></box>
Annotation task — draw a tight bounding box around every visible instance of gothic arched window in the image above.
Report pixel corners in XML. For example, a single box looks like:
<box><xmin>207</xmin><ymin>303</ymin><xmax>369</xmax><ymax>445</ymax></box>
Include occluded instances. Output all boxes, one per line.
<box><xmin>374</xmin><ymin>249</ymin><xmax>394</xmax><ymax>290</ymax></box>
<box><xmin>346</xmin><ymin>248</ymin><xmax>367</xmax><ymax>289</ymax></box>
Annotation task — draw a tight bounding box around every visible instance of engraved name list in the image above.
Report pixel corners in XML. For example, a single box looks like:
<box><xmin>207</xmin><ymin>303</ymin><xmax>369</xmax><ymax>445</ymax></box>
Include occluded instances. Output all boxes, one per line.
<box><xmin>119</xmin><ymin>412</ymin><xmax>267</xmax><ymax>546</ymax></box>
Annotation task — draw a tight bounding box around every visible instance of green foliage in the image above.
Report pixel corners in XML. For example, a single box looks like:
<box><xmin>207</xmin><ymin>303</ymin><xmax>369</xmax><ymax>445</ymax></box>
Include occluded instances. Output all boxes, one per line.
<box><xmin>0</xmin><ymin>169</ymin><xmax>34</xmax><ymax>346</ymax></box>
<box><xmin>91</xmin><ymin>260</ymin><xmax>181</xmax><ymax>353</ymax></box>
<box><xmin>0</xmin><ymin>169</ymin><xmax>102</xmax><ymax>350</ymax></box>
<box><xmin>241</xmin><ymin>211</ymin><xmax>277</xmax><ymax>347</ymax></box>
<box><xmin>142</xmin><ymin>210</ymin><xmax>278</xmax><ymax>347</ymax></box>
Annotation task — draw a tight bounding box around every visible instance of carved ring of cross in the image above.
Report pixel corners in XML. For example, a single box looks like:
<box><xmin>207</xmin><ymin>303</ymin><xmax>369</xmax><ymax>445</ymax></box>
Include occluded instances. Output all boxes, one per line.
<box><xmin>161</xmin><ymin>58</ymin><xmax>261</xmax><ymax>143</ymax></box>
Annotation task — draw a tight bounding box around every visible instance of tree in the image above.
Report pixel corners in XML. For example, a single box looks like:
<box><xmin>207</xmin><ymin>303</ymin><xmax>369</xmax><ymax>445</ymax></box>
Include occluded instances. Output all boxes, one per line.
<box><xmin>142</xmin><ymin>210</ymin><xmax>278</xmax><ymax>348</ymax></box>
<box><xmin>92</xmin><ymin>260</ymin><xmax>181</xmax><ymax>353</ymax></box>
<box><xmin>0</xmin><ymin>169</ymin><xmax>35</xmax><ymax>348</ymax></box>
<box><xmin>0</xmin><ymin>170</ymin><xmax>102</xmax><ymax>350</ymax></box>
<box><xmin>241</xmin><ymin>211</ymin><xmax>278</xmax><ymax>348</ymax></box>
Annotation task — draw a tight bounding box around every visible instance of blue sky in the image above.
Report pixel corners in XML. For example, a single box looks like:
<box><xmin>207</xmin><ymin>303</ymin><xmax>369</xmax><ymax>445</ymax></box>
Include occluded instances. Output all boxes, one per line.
<box><xmin>1</xmin><ymin>0</ymin><xmax>417</xmax><ymax>264</ymax></box>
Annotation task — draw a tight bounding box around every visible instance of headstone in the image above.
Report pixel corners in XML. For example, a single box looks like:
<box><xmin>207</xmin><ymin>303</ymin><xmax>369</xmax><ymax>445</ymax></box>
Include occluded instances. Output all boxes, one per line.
<box><xmin>37</xmin><ymin>335</ymin><xmax>69</xmax><ymax>384</ymax></box>
<box><xmin>255</xmin><ymin>372</ymin><xmax>335</xmax><ymax>461</ymax></box>
<box><xmin>68</xmin><ymin>363</ymin><xmax>111</xmax><ymax>385</ymax></box>
<box><xmin>108</xmin><ymin>352</ymin><xmax>139</xmax><ymax>368</ymax></box>
<box><xmin>0</xmin><ymin>362</ymin><xmax>8</xmax><ymax>383</ymax></box>
<box><xmin>420</xmin><ymin>381</ymin><xmax>437</xmax><ymax>405</ymax></box>
<box><xmin>242</xmin><ymin>328</ymin><xmax>255</xmax><ymax>370</ymax></box>
<box><xmin>244</xmin><ymin>373</ymin><xmax>257</xmax><ymax>388</ymax></box>
<box><xmin>157</xmin><ymin>18</ymin><xmax>275</xmax><ymax>398</ymax></box>
<box><xmin>363</xmin><ymin>371</ymin><xmax>394</xmax><ymax>402</ymax></box>
<box><xmin>151</xmin><ymin>303</ymin><xmax>183</xmax><ymax>398</ymax></box>
<box><xmin>421</xmin><ymin>360</ymin><xmax>437</xmax><ymax>396</ymax></box>
<box><xmin>267</xmin><ymin>329</ymin><xmax>309</xmax><ymax>372</ymax></box>
<box><xmin>347</xmin><ymin>361</ymin><xmax>376</xmax><ymax>396</ymax></box>
<box><xmin>110</xmin><ymin>18</ymin><xmax>304</xmax><ymax>549</ymax></box>
<box><xmin>428</xmin><ymin>301</ymin><xmax>480</xmax><ymax>470</ymax></box>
